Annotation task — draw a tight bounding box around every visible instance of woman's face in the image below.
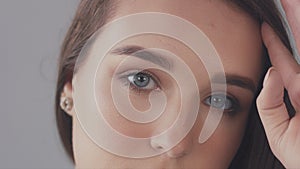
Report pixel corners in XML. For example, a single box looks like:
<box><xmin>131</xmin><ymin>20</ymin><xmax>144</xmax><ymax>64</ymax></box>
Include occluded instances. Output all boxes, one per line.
<box><xmin>65</xmin><ymin>0</ymin><xmax>264</xmax><ymax>168</ymax></box>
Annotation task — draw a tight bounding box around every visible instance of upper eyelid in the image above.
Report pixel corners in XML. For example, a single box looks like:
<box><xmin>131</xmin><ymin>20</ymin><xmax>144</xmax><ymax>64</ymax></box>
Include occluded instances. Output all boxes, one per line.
<box><xmin>203</xmin><ymin>93</ymin><xmax>240</xmax><ymax>108</ymax></box>
<box><xmin>111</xmin><ymin>46</ymin><xmax>256</xmax><ymax>95</ymax></box>
<box><xmin>110</xmin><ymin>45</ymin><xmax>173</xmax><ymax>70</ymax></box>
<box><xmin>118</xmin><ymin>71</ymin><xmax>242</xmax><ymax>112</ymax></box>
<box><xmin>117</xmin><ymin>70</ymin><xmax>242</xmax><ymax>107</ymax></box>
<box><xmin>118</xmin><ymin>69</ymin><xmax>162</xmax><ymax>85</ymax></box>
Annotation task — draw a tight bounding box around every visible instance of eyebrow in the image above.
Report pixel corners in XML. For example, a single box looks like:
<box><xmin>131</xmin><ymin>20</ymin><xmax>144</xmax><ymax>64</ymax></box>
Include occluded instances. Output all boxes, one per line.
<box><xmin>110</xmin><ymin>45</ymin><xmax>172</xmax><ymax>70</ymax></box>
<box><xmin>111</xmin><ymin>45</ymin><xmax>257</xmax><ymax>94</ymax></box>
<box><xmin>212</xmin><ymin>73</ymin><xmax>257</xmax><ymax>94</ymax></box>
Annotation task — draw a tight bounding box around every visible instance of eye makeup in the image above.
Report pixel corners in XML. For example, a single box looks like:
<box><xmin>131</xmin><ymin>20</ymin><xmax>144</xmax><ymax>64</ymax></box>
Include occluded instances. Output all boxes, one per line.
<box><xmin>203</xmin><ymin>92</ymin><xmax>241</xmax><ymax>117</ymax></box>
<box><xmin>116</xmin><ymin>68</ymin><xmax>242</xmax><ymax>117</ymax></box>
<box><xmin>117</xmin><ymin>69</ymin><xmax>162</xmax><ymax>95</ymax></box>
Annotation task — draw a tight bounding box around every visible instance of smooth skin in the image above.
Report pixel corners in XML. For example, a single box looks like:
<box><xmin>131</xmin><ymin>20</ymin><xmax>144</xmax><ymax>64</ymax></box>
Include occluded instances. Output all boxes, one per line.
<box><xmin>257</xmin><ymin>0</ymin><xmax>300</xmax><ymax>168</ymax></box>
<box><xmin>62</xmin><ymin>0</ymin><xmax>263</xmax><ymax>168</ymax></box>
<box><xmin>60</xmin><ymin>0</ymin><xmax>300</xmax><ymax>168</ymax></box>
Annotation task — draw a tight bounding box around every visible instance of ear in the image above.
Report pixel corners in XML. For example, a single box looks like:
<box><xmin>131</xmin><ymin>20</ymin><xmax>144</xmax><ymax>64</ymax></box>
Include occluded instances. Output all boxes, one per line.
<box><xmin>60</xmin><ymin>82</ymin><xmax>75</xmax><ymax>117</ymax></box>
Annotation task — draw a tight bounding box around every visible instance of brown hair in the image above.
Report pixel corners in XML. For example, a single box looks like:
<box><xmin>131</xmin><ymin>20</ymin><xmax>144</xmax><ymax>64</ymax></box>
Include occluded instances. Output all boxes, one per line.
<box><xmin>55</xmin><ymin>0</ymin><xmax>292</xmax><ymax>168</ymax></box>
<box><xmin>55</xmin><ymin>0</ymin><xmax>114</xmax><ymax>161</ymax></box>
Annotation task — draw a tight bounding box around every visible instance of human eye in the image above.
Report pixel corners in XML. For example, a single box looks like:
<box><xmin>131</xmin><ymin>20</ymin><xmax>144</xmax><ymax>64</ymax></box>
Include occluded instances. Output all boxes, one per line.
<box><xmin>119</xmin><ymin>70</ymin><xmax>161</xmax><ymax>93</ymax></box>
<box><xmin>204</xmin><ymin>93</ymin><xmax>240</xmax><ymax>115</ymax></box>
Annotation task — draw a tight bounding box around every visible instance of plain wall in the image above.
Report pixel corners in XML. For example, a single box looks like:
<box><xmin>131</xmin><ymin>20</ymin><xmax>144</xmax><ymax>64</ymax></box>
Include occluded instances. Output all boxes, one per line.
<box><xmin>0</xmin><ymin>0</ymin><xmax>79</xmax><ymax>168</ymax></box>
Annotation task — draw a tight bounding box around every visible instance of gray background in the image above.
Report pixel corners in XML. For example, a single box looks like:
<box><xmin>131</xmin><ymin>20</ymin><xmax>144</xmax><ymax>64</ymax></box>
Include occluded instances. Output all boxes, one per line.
<box><xmin>0</xmin><ymin>0</ymin><xmax>298</xmax><ymax>169</ymax></box>
<box><xmin>0</xmin><ymin>0</ymin><xmax>79</xmax><ymax>168</ymax></box>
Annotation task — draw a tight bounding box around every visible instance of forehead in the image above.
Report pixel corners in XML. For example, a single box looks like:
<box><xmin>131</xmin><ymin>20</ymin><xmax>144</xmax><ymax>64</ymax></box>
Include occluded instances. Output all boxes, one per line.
<box><xmin>92</xmin><ymin>0</ymin><xmax>263</xmax><ymax>87</ymax></box>
<box><xmin>113</xmin><ymin>0</ymin><xmax>261</xmax><ymax>37</ymax></box>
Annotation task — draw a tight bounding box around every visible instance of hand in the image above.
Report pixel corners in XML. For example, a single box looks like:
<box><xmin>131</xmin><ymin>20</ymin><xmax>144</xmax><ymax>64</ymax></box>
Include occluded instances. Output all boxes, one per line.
<box><xmin>257</xmin><ymin>0</ymin><xmax>300</xmax><ymax>168</ymax></box>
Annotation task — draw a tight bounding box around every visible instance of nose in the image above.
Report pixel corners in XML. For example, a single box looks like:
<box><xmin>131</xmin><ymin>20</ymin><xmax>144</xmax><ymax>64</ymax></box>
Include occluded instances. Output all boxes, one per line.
<box><xmin>150</xmin><ymin>133</ymin><xmax>193</xmax><ymax>159</ymax></box>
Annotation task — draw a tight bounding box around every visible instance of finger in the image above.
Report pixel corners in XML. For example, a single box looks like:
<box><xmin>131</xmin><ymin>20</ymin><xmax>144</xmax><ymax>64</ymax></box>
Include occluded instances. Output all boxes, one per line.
<box><xmin>280</xmin><ymin>0</ymin><xmax>300</xmax><ymax>51</ymax></box>
<box><xmin>257</xmin><ymin>68</ymin><xmax>290</xmax><ymax>149</ymax></box>
<box><xmin>262</xmin><ymin>23</ymin><xmax>300</xmax><ymax>91</ymax></box>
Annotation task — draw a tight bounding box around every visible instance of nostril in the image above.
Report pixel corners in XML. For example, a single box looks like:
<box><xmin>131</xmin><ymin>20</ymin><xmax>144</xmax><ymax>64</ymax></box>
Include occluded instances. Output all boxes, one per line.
<box><xmin>166</xmin><ymin>144</ymin><xmax>189</xmax><ymax>159</ymax></box>
<box><xmin>156</xmin><ymin>145</ymin><xmax>164</xmax><ymax>150</ymax></box>
<box><xmin>167</xmin><ymin>151</ymin><xmax>187</xmax><ymax>159</ymax></box>
<box><xmin>150</xmin><ymin>141</ymin><xmax>166</xmax><ymax>151</ymax></box>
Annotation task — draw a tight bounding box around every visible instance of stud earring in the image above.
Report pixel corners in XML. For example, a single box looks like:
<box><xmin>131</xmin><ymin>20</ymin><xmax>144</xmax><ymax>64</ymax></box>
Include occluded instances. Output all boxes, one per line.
<box><xmin>60</xmin><ymin>97</ymin><xmax>73</xmax><ymax>111</ymax></box>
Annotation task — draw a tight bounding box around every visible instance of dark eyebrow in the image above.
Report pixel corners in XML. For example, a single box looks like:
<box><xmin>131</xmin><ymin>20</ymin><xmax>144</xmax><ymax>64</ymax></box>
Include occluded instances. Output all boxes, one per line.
<box><xmin>212</xmin><ymin>73</ymin><xmax>257</xmax><ymax>94</ymax></box>
<box><xmin>110</xmin><ymin>45</ymin><xmax>172</xmax><ymax>70</ymax></box>
<box><xmin>110</xmin><ymin>45</ymin><xmax>257</xmax><ymax>94</ymax></box>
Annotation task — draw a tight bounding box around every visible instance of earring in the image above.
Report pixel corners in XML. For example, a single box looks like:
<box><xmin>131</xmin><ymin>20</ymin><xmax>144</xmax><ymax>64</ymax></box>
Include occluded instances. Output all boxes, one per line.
<box><xmin>60</xmin><ymin>97</ymin><xmax>73</xmax><ymax>111</ymax></box>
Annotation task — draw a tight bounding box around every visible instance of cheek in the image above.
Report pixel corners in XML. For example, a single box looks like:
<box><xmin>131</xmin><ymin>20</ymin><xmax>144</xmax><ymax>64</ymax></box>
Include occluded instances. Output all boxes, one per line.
<box><xmin>72</xmin><ymin>117</ymin><xmax>111</xmax><ymax>168</ymax></box>
<box><xmin>95</xmin><ymin>67</ymin><xmax>183</xmax><ymax>138</ymax></box>
<box><xmin>187</xmin><ymin>113</ymin><xmax>248</xmax><ymax>168</ymax></box>
<box><xmin>72</xmin><ymin>43</ymin><xmax>251</xmax><ymax>168</ymax></box>
<box><xmin>72</xmin><ymin>70</ymin><xmax>248</xmax><ymax>169</ymax></box>
<box><xmin>211</xmin><ymin>114</ymin><xmax>249</xmax><ymax>165</ymax></box>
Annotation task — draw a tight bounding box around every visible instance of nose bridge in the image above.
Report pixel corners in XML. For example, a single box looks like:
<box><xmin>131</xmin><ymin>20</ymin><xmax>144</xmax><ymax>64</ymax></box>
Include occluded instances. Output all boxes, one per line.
<box><xmin>149</xmin><ymin>86</ymin><xmax>198</xmax><ymax>158</ymax></box>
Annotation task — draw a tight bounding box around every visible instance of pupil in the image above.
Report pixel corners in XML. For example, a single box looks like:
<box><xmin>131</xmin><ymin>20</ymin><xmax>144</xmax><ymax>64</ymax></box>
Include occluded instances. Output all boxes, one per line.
<box><xmin>133</xmin><ymin>72</ymin><xmax>150</xmax><ymax>87</ymax></box>
<box><xmin>211</xmin><ymin>96</ymin><xmax>225</xmax><ymax>108</ymax></box>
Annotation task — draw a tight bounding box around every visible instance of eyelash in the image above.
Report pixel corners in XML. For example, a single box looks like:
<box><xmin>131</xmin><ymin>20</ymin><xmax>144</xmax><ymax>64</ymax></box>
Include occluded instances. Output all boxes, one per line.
<box><xmin>119</xmin><ymin>70</ymin><xmax>240</xmax><ymax>116</ymax></box>
<box><xmin>203</xmin><ymin>93</ymin><xmax>240</xmax><ymax>116</ymax></box>
<box><xmin>119</xmin><ymin>70</ymin><xmax>161</xmax><ymax>94</ymax></box>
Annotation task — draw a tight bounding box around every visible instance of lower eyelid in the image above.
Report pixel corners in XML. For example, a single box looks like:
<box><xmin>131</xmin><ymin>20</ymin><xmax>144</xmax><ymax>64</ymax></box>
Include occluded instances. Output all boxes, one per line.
<box><xmin>117</xmin><ymin>75</ymin><xmax>158</xmax><ymax>94</ymax></box>
<box><xmin>202</xmin><ymin>94</ymin><xmax>239</xmax><ymax>109</ymax></box>
<box><xmin>140</xmin><ymin>71</ymin><xmax>161</xmax><ymax>87</ymax></box>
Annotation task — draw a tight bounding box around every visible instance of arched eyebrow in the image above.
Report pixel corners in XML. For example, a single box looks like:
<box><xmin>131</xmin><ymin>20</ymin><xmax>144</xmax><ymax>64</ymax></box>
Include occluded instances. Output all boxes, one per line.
<box><xmin>212</xmin><ymin>73</ymin><xmax>257</xmax><ymax>94</ymax></box>
<box><xmin>110</xmin><ymin>45</ymin><xmax>172</xmax><ymax>70</ymax></box>
<box><xmin>111</xmin><ymin>45</ymin><xmax>257</xmax><ymax>94</ymax></box>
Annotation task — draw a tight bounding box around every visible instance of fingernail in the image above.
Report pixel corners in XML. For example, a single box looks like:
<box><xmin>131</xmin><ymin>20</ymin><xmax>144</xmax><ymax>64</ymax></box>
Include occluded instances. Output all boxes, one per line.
<box><xmin>263</xmin><ymin>67</ymin><xmax>275</xmax><ymax>87</ymax></box>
